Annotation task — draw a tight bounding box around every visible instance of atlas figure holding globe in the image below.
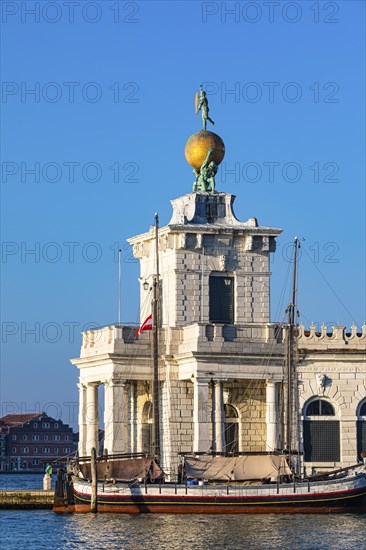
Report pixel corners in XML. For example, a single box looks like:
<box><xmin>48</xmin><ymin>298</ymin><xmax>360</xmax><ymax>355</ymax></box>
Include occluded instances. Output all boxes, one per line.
<box><xmin>192</xmin><ymin>149</ymin><xmax>218</xmax><ymax>192</ymax></box>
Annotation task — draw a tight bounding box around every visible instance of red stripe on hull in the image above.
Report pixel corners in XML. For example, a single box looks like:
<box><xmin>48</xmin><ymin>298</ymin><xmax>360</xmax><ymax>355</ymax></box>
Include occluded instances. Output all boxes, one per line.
<box><xmin>73</xmin><ymin>503</ymin><xmax>366</xmax><ymax>514</ymax></box>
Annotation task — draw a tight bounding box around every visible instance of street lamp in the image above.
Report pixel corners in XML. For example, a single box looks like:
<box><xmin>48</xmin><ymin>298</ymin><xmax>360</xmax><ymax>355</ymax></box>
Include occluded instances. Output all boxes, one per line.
<box><xmin>140</xmin><ymin>274</ymin><xmax>154</xmax><ymax>292</ymax></box>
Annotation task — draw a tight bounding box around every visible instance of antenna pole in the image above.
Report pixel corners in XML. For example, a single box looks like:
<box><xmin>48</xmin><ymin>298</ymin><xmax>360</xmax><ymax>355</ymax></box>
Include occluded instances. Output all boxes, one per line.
<box><xmin>152</xmin><ymin>214</ymin><xmax>160</xmax><ymax>462</ymax></box>
<box><xmin>118</xmin><ymin>248</ymin><xmax>122</xmax><ymax>325</ymax></box>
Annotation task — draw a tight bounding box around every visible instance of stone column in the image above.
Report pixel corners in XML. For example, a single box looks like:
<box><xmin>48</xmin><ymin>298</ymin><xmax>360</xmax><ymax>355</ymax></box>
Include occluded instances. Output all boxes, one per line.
<box><xmin>85</xmin><ymin>383</ymin><xmax>99</xmax><ymax>456</ymax></box>
<box><xmin>266</xmin><ymin>381</ymin><xmax>279</xmax><ymax>451</ymax></box>
<box><xmin>104</xmin><ymin>379</ymin><xmax>126</xmax><ymax>455</ymax></box>
<box><xmin>77</xmin><ymin>383</ymin><xmax>87</xmax><ymax>456</ymax></box>
<box><xmin>193</xmin><ymin>378</ymin><xmax>210</xmax><ymax>453</ymax></box>
<box><xmin>127</xmin><ymin>382</ymin><xmax>137</xmax><ymax>454</ymax></box>
<box><xmin>212</xmin><ymin>381</ymin><xmax>225</xmax><ymax>452</ymax></box>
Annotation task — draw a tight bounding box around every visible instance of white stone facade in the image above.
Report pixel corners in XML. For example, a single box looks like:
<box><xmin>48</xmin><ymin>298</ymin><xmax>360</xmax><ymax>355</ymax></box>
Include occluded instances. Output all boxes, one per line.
<box><xmin>297</xmin><ymin>324</ymin><xmax>366</xmax><ymax>474</ymax></box>
<box><xmin>71</xmin><ymin>192</ymin><xmax>366</xmax><ymax>478</ymax></box>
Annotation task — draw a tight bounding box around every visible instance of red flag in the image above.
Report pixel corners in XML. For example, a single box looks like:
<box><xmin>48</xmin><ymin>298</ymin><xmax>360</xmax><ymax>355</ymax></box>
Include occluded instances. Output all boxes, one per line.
<box><xmin>135</xmin><ymin>314</ymin><xmax>153</xmax><ymax>337</ymax></box>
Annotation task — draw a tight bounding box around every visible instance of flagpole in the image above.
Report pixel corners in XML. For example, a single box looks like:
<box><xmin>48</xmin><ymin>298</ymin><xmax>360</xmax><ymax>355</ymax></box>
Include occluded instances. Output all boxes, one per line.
<box><xmin>118</xmin><ymin>248</ymin><xmax>122</xmax><ymax>325</ymax></box>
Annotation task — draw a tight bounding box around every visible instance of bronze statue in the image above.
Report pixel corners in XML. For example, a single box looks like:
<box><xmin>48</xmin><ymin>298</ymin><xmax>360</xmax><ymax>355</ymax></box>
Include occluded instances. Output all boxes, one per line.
<box><xmin>196</xmin><ymin>86</ymin><xmax>215</xmax><ymax>131</ymax></box>
<box><xmin>192</xmin><ymin>148</ymin><xmax>218</xmax><ymax>192</ymax></box>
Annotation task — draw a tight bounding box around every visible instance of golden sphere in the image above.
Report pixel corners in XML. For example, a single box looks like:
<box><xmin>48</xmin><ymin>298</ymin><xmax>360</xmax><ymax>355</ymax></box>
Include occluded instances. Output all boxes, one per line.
<box><xmin>184</xmin><ymin>130</ymin><xmax>225</xmax><ymax>170</ymax></box>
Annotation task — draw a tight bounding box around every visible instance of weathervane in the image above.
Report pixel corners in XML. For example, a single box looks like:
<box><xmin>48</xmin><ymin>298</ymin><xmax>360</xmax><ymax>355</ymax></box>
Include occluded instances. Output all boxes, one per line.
<box><xmin>184</xmin><ymin>84</ymin><xmax>225</xmax><ymax>193</ymax></box>
<box><xmin>195</xmin><ymin>84</ymin><xmax>215</xmax><ymax>131</ymax></box>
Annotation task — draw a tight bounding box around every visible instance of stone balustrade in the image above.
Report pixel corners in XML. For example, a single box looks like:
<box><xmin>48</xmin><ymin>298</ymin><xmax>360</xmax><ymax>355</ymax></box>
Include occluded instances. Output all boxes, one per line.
<box><xmin>80</xmin><ymin>325</ymin><xmax>151</xmax><ymax>357</ymax></box>
<box><xmin>297</xmin><ymin>324</ymin><xmax>366</xmax><ymax>350</ymax></box>
<box><xmin>79</xmin><ymin>322</ymin><xmax>286</xmax><ymax>359</ymax></box>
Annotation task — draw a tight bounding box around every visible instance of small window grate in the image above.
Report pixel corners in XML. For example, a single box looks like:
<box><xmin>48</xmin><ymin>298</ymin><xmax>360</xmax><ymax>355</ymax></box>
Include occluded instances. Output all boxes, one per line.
<box><xmin>205</xmin><ymin>324</ymin><xmax>214</xmax><ymax>341</ymax></box>
<box><xmin>222</xmin><ymin>325</ymin><xmax>237</xmax><ymax>341</ymax></box>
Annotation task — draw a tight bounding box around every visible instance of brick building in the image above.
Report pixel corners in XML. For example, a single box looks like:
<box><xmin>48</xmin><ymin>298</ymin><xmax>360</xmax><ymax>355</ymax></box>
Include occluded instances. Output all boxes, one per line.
<box><xmin>0</xmin><ymin>412</ymin><xmax>75</xmax><ymax>471</ymax></box>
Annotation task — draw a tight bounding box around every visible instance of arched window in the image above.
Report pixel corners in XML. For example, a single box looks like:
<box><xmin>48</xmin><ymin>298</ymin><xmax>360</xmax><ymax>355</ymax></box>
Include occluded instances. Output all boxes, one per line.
<box><xmin>303</xmin><ymin>399</ymin><xmax>340</xmax><ymax>463</ymax></box>
<box><xmin>306</xmin><ymin>400</ymin><xmax>335</xmax><ymax>416</ymax></box>
<box><xmin>141</xmin><ymin>401</ymin><xmax>153</xmax><ymax>454</ymax></box>
<box><xmin>357</xmin><ymin>399</ymin><xmax>366</xmax><ymax>461</ymax></box>
<box><xmin>224</xmin><ymin>404</ymin><xmax>239</xmax><ymax>453</ymax></box>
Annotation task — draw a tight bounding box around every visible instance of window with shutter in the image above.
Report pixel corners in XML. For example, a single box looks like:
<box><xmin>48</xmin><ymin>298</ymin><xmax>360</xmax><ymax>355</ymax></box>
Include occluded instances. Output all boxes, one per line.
<box><xmin>209</xmin><ymin>275</ymin><xmax>234</xmax><ymax>324</ymax></box>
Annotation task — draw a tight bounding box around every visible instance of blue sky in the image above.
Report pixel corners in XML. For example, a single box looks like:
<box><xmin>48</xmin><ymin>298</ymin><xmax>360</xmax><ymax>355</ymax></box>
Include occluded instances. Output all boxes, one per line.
<box><xmin>1</xmin><ymin>1</ymin><xmax>365</xmax><ymax>427</ymax></box>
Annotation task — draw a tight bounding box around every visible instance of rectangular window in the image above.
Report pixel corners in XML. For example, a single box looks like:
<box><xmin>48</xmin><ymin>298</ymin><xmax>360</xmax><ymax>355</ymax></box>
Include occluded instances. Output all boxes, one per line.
<box><xmin>42</xmin><ymin>422</ymin><xmax>50</xmax><ymax>429</ymax></box>
<box><xmin>44</xmin><ymin>435</ymin><xmax>49</xmax><ymax>441</ymax></box>
<box><xmin>12</xmin><ymin>447</ymin><xmax>16</xmax><ymax>453</ymax></box>
<box><xmin>54</xmin><ymin>423</ymin><xmax>58</xmax><ymax>429</ymax></box>
<box><xmin>32</xmin><ymin>435</ymin><xmax>39</xmax><ymax>441</ymax></box>
<box><xmin>21</xmin><ymin>447</ymin><xmax>29</xmax><ymax>453</ymax></box>
<box><xmin>54</xmin><ymin>447</ymin><xmax>59</xmax><ymax>454</ymax></box>
<box><xmin>209</xmin><ymin>274</ymin><xmax>234</xmax><ymax>324</ymax></box>
<box><xmin>42</xmin><ymin>447</ymin><xmax>50</xmax><ymax>454</ymax></box>
<box><xmin>63</xmin><ymin>448</ymin><xmax>71</xmax><ymax>454</ymax></box>
<box><xmin>12</xmin><ymin>435</ymin><xmax>17</xmax><ymax>441</ymax></box>
<box><xmin>23</xmin><ymin>435</ymin><xmax>27</xmax><ymax>441</ymax></box>
<box><xmin>303</xmin><ymin>420</ymin><xmax>340</xmax><ymax>462</ymax></box>
<box><xmin>33</xmin><ymin>422</ymin><xmax>38</xmax><ymax>428</ymax></box>
<box><xmin>53</xmin><ymin>435</ymin><xmax>60</xmax><ymax>441</ymax></box>
<box><xmin>32</xmin><ymin>459</ymin><xmax>39</xmax><ymax>466</ymax></box>
<box><xmin>33</xmin><ymin>448</ymin><xmax>38</xmax><ymax>453</ymax></box>
<box><xmin>65</xmin><ymin>435</ymin><xmax>69</xmax><ymax>441</ymax></box>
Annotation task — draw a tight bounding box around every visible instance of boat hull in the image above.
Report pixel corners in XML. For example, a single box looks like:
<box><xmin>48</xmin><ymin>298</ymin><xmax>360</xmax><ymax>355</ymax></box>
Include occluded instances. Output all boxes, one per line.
<box><xmin>63</xmin><ymin>477</ymin><xmax>366</xmax><ymax>514</ymax></box>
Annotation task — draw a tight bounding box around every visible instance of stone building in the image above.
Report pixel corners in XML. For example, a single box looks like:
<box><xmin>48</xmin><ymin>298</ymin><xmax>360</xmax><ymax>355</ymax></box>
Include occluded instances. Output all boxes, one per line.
<box><xmin>0</xmin><ymin>413</ymin><xmax>75</xmax><ymax>471</ymax></box>
<box><xmin>72</xmin><ymin>191</ymin><xmax>366</xmax><ymax>478</ymax></box>
<box><xmin>297</xmin><ymin>325</ymin><xmax>366</xmax><ymax>474</ymax></box>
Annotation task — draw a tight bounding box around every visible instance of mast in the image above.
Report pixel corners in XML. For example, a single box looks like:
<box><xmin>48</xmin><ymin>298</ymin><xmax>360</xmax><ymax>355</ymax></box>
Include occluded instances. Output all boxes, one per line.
<box><xmin>118</xmin><ymin>248</ymin><xmax>122</xmax><ymax>325</ymax></box>
<box><xmin>152</xmin><ymin>213</ymin><xmax>160</xmax><ymax>461</ymax></box>
<box><xmin>285</xmin><ymin>237</ymin><xmax>299</xmax><ymax>468</ymax></box>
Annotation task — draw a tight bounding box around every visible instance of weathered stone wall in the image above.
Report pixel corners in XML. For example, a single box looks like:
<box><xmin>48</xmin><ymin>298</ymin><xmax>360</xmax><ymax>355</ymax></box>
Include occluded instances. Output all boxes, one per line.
<box><xmin>136</xmin><ymin>233</ymin><xmax>272</xmax><ymax>327</ymax></box>
<box><xmin>224</xmin><ymin>380</ymin><xmax>267</xmax><ymax>452</ymax></box>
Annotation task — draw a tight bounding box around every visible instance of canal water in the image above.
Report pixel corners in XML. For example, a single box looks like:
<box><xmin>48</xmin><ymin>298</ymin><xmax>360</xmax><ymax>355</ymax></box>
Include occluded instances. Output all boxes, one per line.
<box><xmin>0</xmin><ymin>473</ymin><xmax>54</xmax><ymax>490</ymax></box>
<box><xmin>1</xmin><ymin>510</ymin><xmax>365</xmax><ymax>549</ymax></box>
<box><xmin>1</xmin><ymin>475</ymin><xmax>365</xmax><ymax>549</ymax></box>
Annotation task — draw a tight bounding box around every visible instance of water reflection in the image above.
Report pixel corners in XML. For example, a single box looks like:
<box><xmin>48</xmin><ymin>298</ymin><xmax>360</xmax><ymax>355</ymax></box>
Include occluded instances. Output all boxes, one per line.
<box><xmin>2</xmin><ymin>511</ymin><xmax>364</xmax><ymax>550</ymax></box>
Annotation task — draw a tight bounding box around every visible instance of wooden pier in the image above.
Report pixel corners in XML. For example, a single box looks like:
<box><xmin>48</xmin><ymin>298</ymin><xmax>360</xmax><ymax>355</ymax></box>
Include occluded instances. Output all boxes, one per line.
<box><xmin>0</xmin><ymin>490</ymin><xmax>54</xmax><ymax>509</ymax></box>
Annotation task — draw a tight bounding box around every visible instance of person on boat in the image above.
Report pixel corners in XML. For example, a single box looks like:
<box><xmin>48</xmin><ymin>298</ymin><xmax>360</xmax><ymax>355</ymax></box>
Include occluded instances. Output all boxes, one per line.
<box><xmin>45</xmin><ymin>463</ymin><xmax>53</xmax><ymax>476</ymax></box>
<box><xmin>177</xmin><ymin>463</ymin><xmax>184</xmax><ymax>484</ymax></box>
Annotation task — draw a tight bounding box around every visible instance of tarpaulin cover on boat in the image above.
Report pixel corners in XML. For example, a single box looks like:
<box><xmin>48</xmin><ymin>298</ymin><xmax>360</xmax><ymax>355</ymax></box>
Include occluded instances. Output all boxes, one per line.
<box><xmin>79</xmin><ymin>458</ymin><xmax>164</xmax><ymax>482</ymax></box>
<box><xmin>184</xmin><ymin>455</ymin><xmax>292</xmax><ymax>482</ymax></box>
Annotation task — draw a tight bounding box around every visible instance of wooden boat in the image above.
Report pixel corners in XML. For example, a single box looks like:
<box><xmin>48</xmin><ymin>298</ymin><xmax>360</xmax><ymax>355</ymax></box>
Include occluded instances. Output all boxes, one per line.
<box><xmin>54</xmin><ymin>455</ymin><xmax>366</xmax><ymax>513</ymax></box>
